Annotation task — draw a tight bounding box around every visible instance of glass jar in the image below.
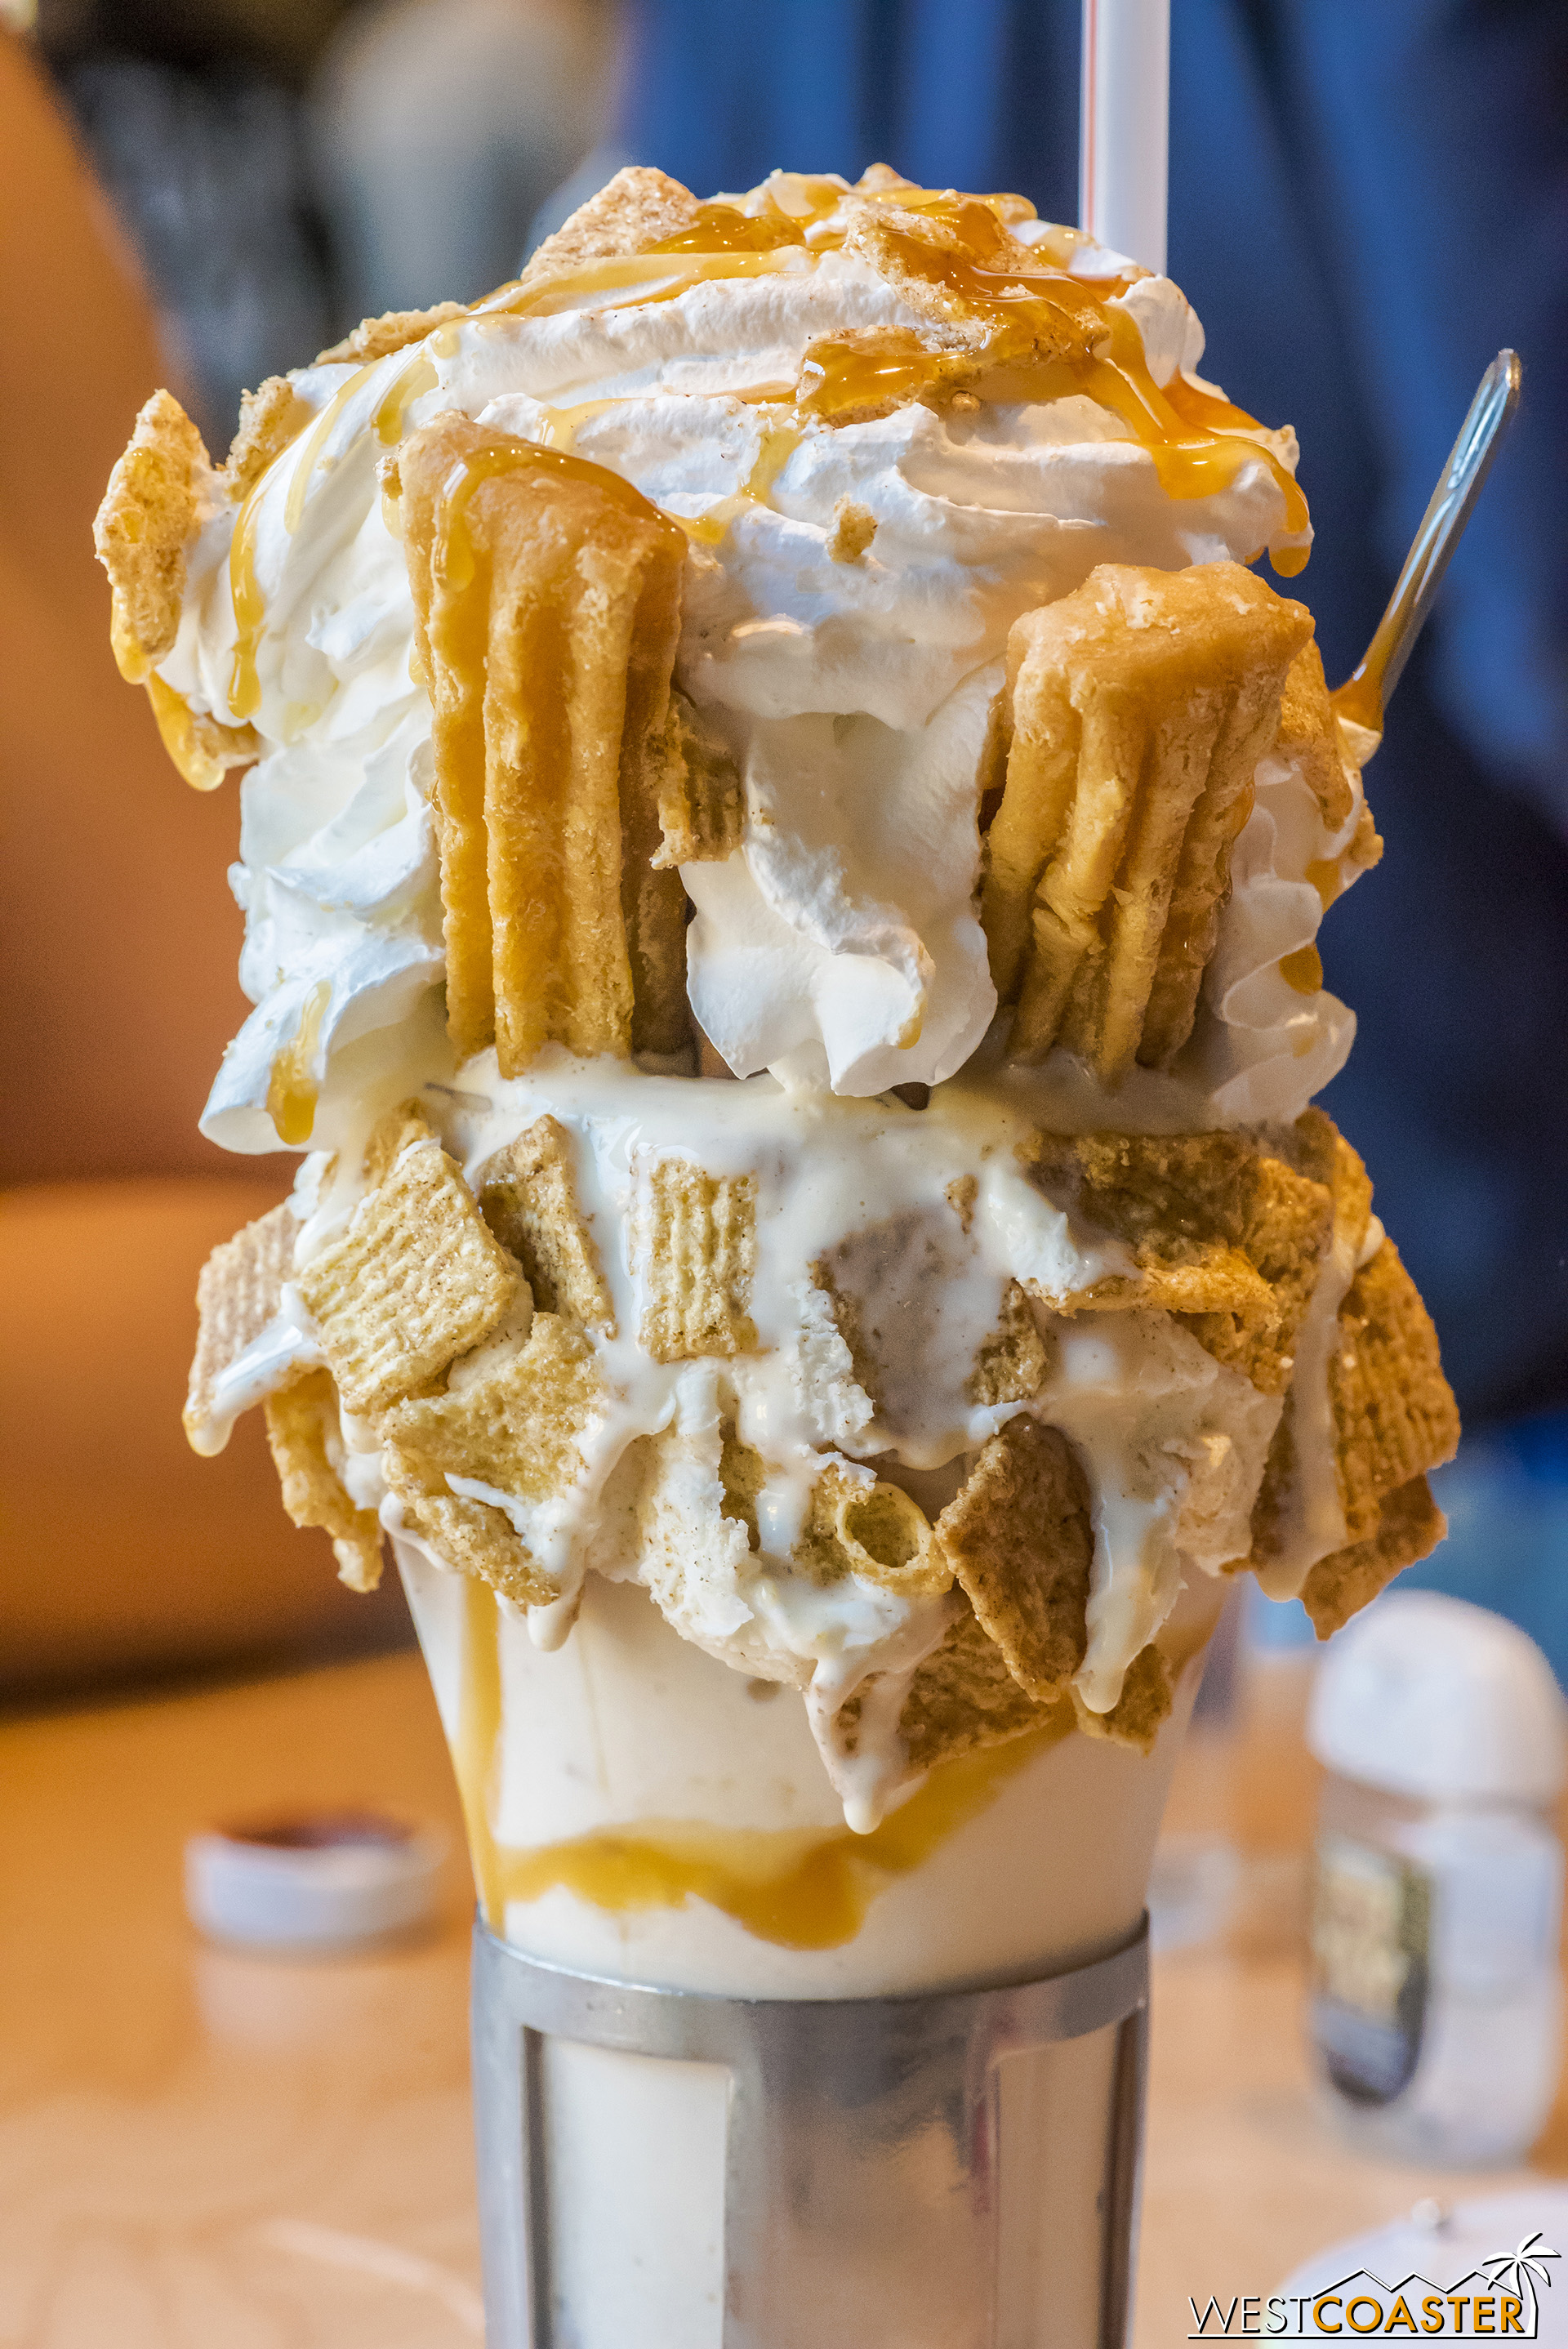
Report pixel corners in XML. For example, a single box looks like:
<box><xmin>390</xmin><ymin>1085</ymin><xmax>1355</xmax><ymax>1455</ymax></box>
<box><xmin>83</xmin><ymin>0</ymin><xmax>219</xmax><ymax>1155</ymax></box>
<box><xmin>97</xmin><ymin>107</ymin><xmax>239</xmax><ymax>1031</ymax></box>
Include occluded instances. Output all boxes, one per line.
<box><xmin>1307</xmin><ymin>1591</ymin><xmax>1566</xmax><ymax>2167</ymax></box>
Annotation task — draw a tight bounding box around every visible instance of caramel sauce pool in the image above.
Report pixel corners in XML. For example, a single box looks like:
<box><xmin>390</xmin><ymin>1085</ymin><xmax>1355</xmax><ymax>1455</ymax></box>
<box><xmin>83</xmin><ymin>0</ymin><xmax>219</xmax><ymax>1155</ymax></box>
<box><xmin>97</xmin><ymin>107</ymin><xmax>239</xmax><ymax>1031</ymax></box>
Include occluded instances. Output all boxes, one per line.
<box><xmin>455</xmin><ymin>1578</ymin><xmax>1071</xmax><ymax>1952</ymax></box>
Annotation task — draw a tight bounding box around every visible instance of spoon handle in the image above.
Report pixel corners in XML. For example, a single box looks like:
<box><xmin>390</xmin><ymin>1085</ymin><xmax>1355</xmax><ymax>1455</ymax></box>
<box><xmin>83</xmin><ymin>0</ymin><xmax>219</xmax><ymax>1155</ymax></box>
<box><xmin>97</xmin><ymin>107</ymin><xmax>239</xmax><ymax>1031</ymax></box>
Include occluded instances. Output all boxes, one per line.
<box><xmin>1332</xmin><ymin>348</ymin><xmax>1521</xmax><ymax>733</ymax></box>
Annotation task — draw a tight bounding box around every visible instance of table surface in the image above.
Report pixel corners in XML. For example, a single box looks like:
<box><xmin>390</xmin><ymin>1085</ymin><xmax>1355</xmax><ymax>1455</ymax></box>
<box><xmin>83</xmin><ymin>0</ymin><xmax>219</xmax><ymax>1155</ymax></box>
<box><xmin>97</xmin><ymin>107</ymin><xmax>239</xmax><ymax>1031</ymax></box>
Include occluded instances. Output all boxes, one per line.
<box><xmin>3</xmin><ymin>1643</ymin><xmax>1564</xmax><ymax>2347</ymax></box>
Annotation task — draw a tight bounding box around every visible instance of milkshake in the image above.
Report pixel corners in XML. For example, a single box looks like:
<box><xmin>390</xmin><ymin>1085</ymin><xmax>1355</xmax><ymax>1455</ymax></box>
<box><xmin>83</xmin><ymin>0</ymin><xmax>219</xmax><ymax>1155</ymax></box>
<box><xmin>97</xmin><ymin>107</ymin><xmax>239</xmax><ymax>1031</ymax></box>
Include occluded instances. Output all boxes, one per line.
<box><xmin>97</xmin><ymin>164</ymin><xmax>1460</xmax><ymax>2343</ymax></box>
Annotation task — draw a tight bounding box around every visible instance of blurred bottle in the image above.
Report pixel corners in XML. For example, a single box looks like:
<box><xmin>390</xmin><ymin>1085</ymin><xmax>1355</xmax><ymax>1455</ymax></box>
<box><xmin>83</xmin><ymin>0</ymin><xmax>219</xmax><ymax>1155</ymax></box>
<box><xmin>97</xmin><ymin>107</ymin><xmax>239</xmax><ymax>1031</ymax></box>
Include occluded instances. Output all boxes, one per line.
<box><xmin>1307</xmin><ymin>1592</ymin><xmax>1567</xmax><ymax>2166</ymax></box>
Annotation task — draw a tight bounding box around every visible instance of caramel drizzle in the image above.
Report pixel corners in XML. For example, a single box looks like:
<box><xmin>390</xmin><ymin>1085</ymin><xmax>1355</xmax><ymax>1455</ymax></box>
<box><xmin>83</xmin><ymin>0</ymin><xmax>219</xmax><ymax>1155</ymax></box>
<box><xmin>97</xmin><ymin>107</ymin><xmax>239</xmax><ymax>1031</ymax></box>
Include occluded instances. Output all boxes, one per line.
<box><xmin>265</xmin><ymin>977</ymin><xmax>332</xmax><ymax>1143</ymax></box>
<box><xmin>228</xmin><ymin>346</ymin><xmax>441</xmax><ymax>720</ymax></box>
<box><xmin>226</xmin><ymin>177</ymin><xmax>1310</xmax><ymax>720</ymax></box>
<box><xmin>484</xmin><ymin>183</ymin><xmax>1309</xmax><ymax>564</ymax></box>
<box><xmin>674</xmin><ymin>418</ymin><xmax>803</xmax><ymax>546</ymax></box>
<box><xmin>1278</xmin><ymin>944</ymin><xmax>1325</xmax><ymax>996</ymax></box>
<box><xmin>454</xmin><ymin>1577</ymin><xmax>1067</xmax><ymax>1950</ymax></box>
<box><xmin>434</xmin><ymin>434</ymin><xmax>685</xmax><ymax>585</ymax></box>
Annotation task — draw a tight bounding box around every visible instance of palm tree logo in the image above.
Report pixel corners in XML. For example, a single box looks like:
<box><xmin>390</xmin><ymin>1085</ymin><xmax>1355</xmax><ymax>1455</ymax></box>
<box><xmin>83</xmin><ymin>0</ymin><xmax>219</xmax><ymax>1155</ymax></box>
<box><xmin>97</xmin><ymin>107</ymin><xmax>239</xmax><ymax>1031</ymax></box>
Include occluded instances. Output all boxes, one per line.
<box><xmin>1481</xmin><ymin>2233</ymin><xmax>1560</xmax><ymax>2333</ymax></box>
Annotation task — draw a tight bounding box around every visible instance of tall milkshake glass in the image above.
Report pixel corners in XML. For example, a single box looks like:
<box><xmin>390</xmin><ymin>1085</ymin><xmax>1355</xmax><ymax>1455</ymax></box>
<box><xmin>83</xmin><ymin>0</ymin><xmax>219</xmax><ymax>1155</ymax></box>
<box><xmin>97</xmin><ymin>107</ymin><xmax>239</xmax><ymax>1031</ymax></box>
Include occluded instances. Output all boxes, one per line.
<box><xmin>402</xmin><ymin>1547</ymin><xmax>1225</xmax><ymax>2347</ymax></box>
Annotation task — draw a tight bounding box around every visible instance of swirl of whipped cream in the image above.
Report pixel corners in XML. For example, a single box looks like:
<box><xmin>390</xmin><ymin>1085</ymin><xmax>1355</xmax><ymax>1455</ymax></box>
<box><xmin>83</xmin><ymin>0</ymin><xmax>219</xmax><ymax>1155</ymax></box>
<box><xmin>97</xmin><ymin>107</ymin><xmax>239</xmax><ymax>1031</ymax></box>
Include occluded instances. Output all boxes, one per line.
<box><xmin>155</xmin><ymin>173</ymin><xmax>1331</xmax><ymax>1149</ymax></box>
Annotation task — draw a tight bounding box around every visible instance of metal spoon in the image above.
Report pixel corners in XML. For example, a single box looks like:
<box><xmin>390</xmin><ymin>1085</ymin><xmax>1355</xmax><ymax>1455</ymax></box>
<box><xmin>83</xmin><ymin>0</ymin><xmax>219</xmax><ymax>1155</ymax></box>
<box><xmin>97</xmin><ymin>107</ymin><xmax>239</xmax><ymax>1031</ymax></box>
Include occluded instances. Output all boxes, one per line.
<box><xmin>1332</xmin><ymin>348</ymin><xmax>1521</xmax><ymax>733</ymax></box>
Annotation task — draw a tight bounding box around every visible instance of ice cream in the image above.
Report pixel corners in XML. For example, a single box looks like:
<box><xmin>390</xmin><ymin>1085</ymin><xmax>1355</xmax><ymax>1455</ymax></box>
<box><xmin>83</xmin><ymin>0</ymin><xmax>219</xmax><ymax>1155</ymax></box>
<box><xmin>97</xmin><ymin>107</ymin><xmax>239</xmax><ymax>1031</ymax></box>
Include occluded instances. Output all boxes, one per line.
<box><xmin>97</xmin><ymin>165</ymin><xmax>1458</xmax><ymax>1981</ymax></box>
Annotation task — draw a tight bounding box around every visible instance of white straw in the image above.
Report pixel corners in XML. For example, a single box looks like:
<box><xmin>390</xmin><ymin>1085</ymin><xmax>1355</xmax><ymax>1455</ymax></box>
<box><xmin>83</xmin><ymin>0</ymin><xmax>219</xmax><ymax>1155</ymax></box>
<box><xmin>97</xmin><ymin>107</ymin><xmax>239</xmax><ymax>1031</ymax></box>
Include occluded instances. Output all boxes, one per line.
<box><xmin>1079</xmin><ymin>0</ymin><xmax>1170</xmax><ymax>275</ymax></box>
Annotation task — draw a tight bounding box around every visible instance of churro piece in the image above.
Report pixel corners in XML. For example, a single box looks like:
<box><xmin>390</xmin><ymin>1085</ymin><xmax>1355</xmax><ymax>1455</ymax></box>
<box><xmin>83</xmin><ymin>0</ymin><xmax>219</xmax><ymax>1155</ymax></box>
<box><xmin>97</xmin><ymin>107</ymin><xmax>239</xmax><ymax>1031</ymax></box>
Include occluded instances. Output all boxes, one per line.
<box><xmin>1330</xmin><ymin>1238</ymin><xmax>1460</xmax><ymax>1540</ymax></box>
<box><xmin>296</xmin><ymin>1132</ymin><xmax>520</xmax><ymax>1415</ymax></box>
<box><xmin>519</xmin><ymin>166</ymin><xmax>702</xmax><ymax>289</ymax></box>
<box><xmin>1275</xmin><ymin>642</ymin><xmax>1355</xmax><ymax>831</ymax></box>
<box><xmin>984</xmin><ymin>564</ymin><xmax>1313</xmax><ymax>1080</ymax></box>
<box><xmin>652</xmin><ymin>692</ymin><xmax>743</xmax><ymax>868</ymax></box>
<box><xmin>185</xmin><ymin>1201</ymin><xmax>298</xmax><ymax>1448</ymax></box>
<box><xmin>635</xmin><ymin>1157</ymin><xmax>757</xmax><ymax>1360</ymax></box>
<box><xmin>1023</xmin><ymin>1128</ymin><xmax>1333</xmax><ymax>1393</ymax></box>
<box><xmin>94</xmin><ymin>389</ymin><xmax>207</xmax><ymax>677</ymax></box>
<box><xmin>264</xmin><ymin>1369</ymin><xmax>383</xmax><ymax>1591</ymax></box>
<box><xmin>394</xmin><ymin>413</ymin><xmax>689</xmax><ymax>1070</ymax></box>
<box><xmin>1071</xmin><ymin>1643</ymin><xmax>1174</xmax><ymax>1754</ymax></box>
<box><xmin>478</xmin><ymin>1115</ymin><xmax>615</xmax><ymax>1334</ymax></box>
<box><xmin>381</xmin><ymin>1313</ymin><xmax>606</xmax><ymax>1605</ymax></box>
<box><xmin>315</xmin><ymin>301</ymin><xmax>468</xmax><ymax>367</ymax></box>
<box><xmin>1300</xmin><ymin>1475</ymin><xmax>1447</xmax><ymax>1639</ymax></box>
<box><xmin>795</xmin><ymin>1460</ymin><xmax>950</xmax><ymax>1600</ymax></box>
<box><xmin>935</xmin><ymin>1415</ymin><xmax>1093</xmax><ymax>1702</ymax></box>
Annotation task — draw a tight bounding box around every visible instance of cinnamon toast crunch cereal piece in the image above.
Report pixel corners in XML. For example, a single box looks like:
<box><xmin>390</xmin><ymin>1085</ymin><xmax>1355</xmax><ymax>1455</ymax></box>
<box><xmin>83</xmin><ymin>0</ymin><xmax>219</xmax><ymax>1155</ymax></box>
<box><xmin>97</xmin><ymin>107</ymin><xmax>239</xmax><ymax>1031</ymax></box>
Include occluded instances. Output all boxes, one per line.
<box><xmin>264</xmin><ymin>1369</ymin><xmax>383</xmax><ymax>1591</ymax></box>
<box><xmin>965</xmin><ymin>1281</ymin><xmax>1051</xmax><ymax>1406</ymax></box>
<box><xmin>94</xmin><ymin>389</ymin><xmax>208</xmax><ymax>676</ymax></box>
<box><xmin>983</xmin><ymin>564</ymin><xmax>1312</xmax><ymax>1080</ymax></box>
<box><xmin>315</xmin><ymin>301</ymin><xmax>468</xmax><ymax>366</ymax></box>
<box><xmin>1300</xmin><ymin>1474</ymin><xmax>1447</xmax><ymax>1638</ymax></box>
<box><xmin>1330</xmin><ymin>1238</ymin><xmax>1460</xmax><ymax>1539</ymax></box>
<box><xmin>652</xmin><ymin>692</ymin><xmax>744</xmax><ymax>867</ymax></box>
<box><xmin>185</xmin><ymin>1201</ymin><xmax>298</xmax><ymax>1447</ymax></box>
<box><xmin>141</xmin><ymin>672</ymin><xmax>258</xmax><ymax>792</ymax></box>
<box><xmin>1247</xmin><ymin>1411</ymin><xmax>1295</xmax><ymax>1569</ymax></box>
<box><xmin>381</xmin><ymin>1313</ymin><xmax>607</xmax><ymax>1602</ymax></box>
<box><xmin>478</xmin><ymin>1115</ymin><xmax>615</xmax><ymax>1333</ymax></box>
<box><xmin>394</xmin><ymin>413</ymin><xmax>688</xmax><ymax>1070</ymax></box>
<box><xmin>383</xmin><ymin>1448</ymin><xmax>553</xmax><ymax>1607</ymax></box>
<box><xmin>363</xmin><ymin>1097</ymin><xmax>436</xmax><ymax>1188</ymax></box>
<box><xmin>635</xmin><ymin>1158</ymin><xmax>757</xmax><ymax>1360</ymax></box>
<box><xmin>795</xmin><ymin>1460</ymin><xmax>950</xmax><ymax>1599</ymax></box>
<box><xmin>1249</xmin><ymin>1116</ymin><xmax>1419</xmax><ymax>1579</ymax></box>
<box><xmin>1024</xmin><ymin>1128</ymin><xmax>1332</xmax><ymax>1392</ymax></box>
<box><xmin>225</xmin><ymin>375</ymin><xmax>312</xmax><ymax>497</ymax></box>
<box><xmin>296</xmin><ymin>1135</ymin><xmax>519</xmax><ymax>1414</ymax></box>
<box><xmin>896</xmin><ymin>1602</ymin><xmax>1064</xmax><ymax>1774</ymax></box>
<box><xmin>1285</xmin><ymin>1108</ymin><xmax>1375</xmax><ymax>1255</ymax></box>
<box><xmin>1071</xmin><ymin>1643</ymin><xmax>1174</xmax><ymax>1754</ymax></box>
<box><xmin>935</xmin><ymin>1415</ymin><xmax>1093</xmax><ymax>1702</ymax></box>
<box><xmin>519</xmin><ymin>166</ymin><xmax>702</xmax><ymax>287</ymax></box>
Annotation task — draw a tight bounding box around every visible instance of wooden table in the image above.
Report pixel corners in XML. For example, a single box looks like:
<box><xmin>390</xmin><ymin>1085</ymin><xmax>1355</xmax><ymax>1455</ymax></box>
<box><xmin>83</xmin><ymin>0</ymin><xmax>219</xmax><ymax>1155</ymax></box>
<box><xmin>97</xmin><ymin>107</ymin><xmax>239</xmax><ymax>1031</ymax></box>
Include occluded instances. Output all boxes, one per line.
<box><xmin>2</xmin><ymin>1647</ymin><xmax>1562</xmax><ymax>2346</ymax></box>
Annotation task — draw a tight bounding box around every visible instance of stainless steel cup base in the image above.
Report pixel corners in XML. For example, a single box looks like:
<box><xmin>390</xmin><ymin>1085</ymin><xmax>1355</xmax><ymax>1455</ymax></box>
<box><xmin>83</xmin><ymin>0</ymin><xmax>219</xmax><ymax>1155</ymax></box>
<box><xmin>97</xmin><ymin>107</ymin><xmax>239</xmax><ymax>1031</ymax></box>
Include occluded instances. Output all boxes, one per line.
<box><xmin>471</xmin><ymin>1919</ymin><xmax>1150</xmax><ymax>2349</ymax></box>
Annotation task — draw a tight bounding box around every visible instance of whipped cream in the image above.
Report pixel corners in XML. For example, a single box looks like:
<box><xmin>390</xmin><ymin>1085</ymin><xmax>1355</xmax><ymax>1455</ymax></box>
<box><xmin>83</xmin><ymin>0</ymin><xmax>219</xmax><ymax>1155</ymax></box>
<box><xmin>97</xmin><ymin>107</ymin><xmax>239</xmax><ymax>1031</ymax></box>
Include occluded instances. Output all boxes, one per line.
<box><xmin>152</xmin><ymin>174</ymin><xmax>1346</xmax><ymax>1143</ymax></box>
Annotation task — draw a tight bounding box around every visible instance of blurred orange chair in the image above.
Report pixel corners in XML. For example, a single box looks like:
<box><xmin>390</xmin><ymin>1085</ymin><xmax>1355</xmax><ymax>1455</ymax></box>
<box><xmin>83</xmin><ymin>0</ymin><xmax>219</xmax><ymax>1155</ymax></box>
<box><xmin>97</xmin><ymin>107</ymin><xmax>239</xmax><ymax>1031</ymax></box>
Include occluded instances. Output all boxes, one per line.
<box><xmin>0</xmin><ymin>32</ymin><xmax>407</xmax><ymax>1693</ymax></box>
